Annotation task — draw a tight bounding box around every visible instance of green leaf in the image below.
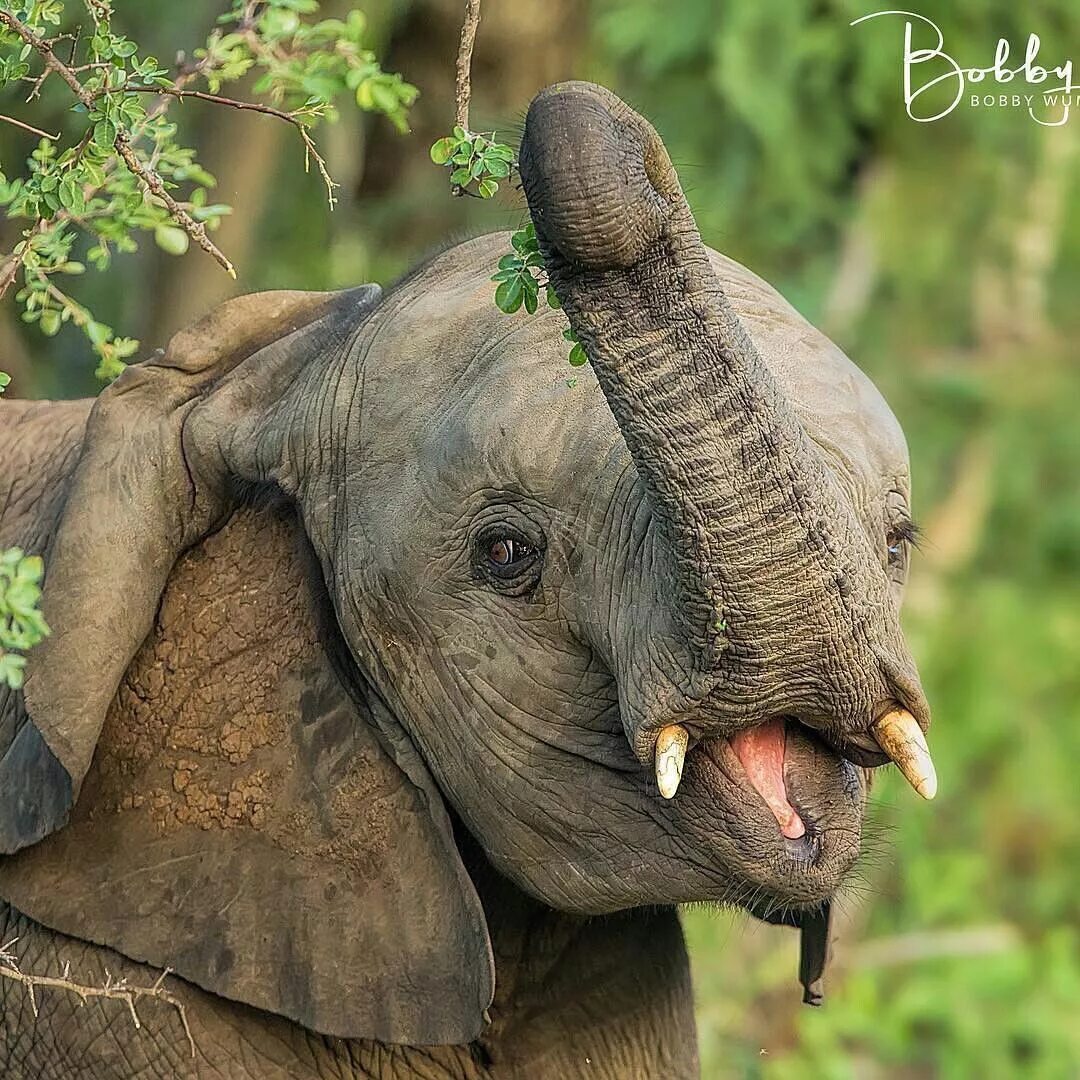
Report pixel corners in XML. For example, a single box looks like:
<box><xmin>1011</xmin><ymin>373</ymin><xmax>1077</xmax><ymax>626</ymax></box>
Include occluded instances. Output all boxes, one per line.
<box><xmin>154</xmin><ymin>224</ymin><xmax>189</xmax><ymax>256</ymax></box>
<box><xmin>0</xmin><ymin>372</ymin><xmax>10</xmax><ymax>393</ymax></box>
<box><xmin>0</xmin><ymin>653</ymin><xmax>27</xmax><ymax>691</ymax></box>
<box><xmin>368</xmin><ymin>81</ymin><xmax>399</xmax><ymax>114</ymax></box>
<box><xmin>449</xmin><ymin>167</ymin><xmax>471</xmax><ymax>187</ymax></box>
<box><xmin>57</xmin><ymin>177</ymin><xmax>83</xmax><ymax>213</ymax></box>
<box><xmin>429</xmin><ymin>137</ymin><xmax>456</xmax><ymax>165</ymax></box>
<box><xmin>85</xmin><ymin>320</ymin><xmax>112</xmax><ymax>348</ymax></box>
<box><xmin>477</xmin><ymin>178</ymin><xmax>498</xmax><ymax>199</ymax></box>
<box><xmin>545</xmin><ymin>287</ymin><xmax>561</xmax><ymax>310</ymax></box>
<box><xmin>495</xmin><ymin>276</ymin><xmax>524</xmax><ymax>314</ymax></box>
<box><xmin>39</xmin><ymin>309</ymin><xmax>61</xmax><ymax>337</ymax></box>
<box><xmin>568</xmin><ymin>343</ymin><xmax>589</xmax><ymax>367</ymax></box>
<box><xmin>92</xmin><ymin>119</ymin><xmax>116</xmax><ymax>147</ymax></box>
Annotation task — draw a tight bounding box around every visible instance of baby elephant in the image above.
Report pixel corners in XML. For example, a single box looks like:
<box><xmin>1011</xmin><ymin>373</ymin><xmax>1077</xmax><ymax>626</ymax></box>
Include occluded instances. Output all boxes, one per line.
<box><xmin>0</xmin><ymin>82</ymin><xmax>933</xmax><ymax>1078</ymax></box>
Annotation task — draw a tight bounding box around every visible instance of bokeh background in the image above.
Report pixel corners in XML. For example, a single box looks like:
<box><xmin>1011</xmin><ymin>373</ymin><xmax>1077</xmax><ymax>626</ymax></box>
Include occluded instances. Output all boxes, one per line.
<box><xmin>3</xmin><ymin>2</ymin><xmax>1079</xmax><ymax>1076</ymax></box>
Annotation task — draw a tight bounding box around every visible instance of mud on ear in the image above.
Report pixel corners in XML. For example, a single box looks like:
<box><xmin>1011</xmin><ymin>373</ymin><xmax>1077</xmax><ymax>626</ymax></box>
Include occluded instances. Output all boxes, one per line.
<box><xmin>0</xmin><ymin>290</ymin><xmax>495</xmax><ymax>1042</ymax></box>
<box><xmin>6</xmin><ymin>288</ymin><xmax>365</xmax><ymax>844</ymax></box>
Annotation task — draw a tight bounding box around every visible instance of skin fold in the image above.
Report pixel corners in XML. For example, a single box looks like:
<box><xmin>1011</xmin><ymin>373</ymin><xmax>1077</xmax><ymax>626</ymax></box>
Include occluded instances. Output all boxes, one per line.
<box><xmin>0</xmin><ymin>83</ymin><xmax>927</xmax><ymax>1078</ymax></box>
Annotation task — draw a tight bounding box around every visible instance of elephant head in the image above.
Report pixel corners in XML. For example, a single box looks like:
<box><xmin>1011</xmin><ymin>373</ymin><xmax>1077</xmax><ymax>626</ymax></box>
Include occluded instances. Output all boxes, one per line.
<box><xmin>0</xmin><ymin>83</ymin><xmax>933</xmax><ymax>1044</ymax></box>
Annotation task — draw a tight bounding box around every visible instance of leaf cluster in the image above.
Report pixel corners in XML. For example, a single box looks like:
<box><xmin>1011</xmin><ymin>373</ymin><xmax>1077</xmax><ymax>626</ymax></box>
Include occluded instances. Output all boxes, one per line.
<box><xmin>0</xmin><ymin>547</ymin><xmax>49</xmax><ymax>691</ymax></box>
<box><xmin>210</xmin><ymin>2</ymin><xmax>418</xmax><ymax>133</ymax></box>
<box><xmin>429</xmin><ymin>125</ymin><xmax>513</xmax><ymax>199</ymax></box>
<box><xmin>491</xmin><ymin>223</ymin><xmax>588</xmax><ymax>368</ymax></box>
<box><xmin>0</xmin><ymin>0</ymin><xmax>416</xmax><ymax>379</ymax></box>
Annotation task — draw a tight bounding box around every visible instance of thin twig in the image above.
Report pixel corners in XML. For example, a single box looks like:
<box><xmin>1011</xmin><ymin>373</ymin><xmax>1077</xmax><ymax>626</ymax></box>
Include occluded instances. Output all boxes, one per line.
<box><xmin>123</xmin><ymin>86</ymin><xmax>337</xmax><ymax>209</ymax></box>
<box><xmin>454</xmin><ymin>0</ymin><xmax>482</xmax><ymax>133</ymax></box>
<box><xmin>0</xmin><ymin>256</ymin><xmax>23</xmax><ymax>302</ymax></box>
<box><xmin>0</xmin><ymin>10</ymin><xmax>236</xmax><ymax>278</ymax></box>
<box><xmin>0</xmin><ymin>113</ymin><xmax>58</xmax><ymax>140</ymax></box>
<box><xmin>114</xmin><ymin>133</ymin><xmax>236</xmax><ymax>277</ymax></box>
<box><xmin>0</xmin><ymin>219</ymin><xmax>47</xmax><ymax>302</ymax></box>
<box><xmin>0</xmin><ymin>940</ymin><xmax>196</xmax><ymax>1059</ymax></box>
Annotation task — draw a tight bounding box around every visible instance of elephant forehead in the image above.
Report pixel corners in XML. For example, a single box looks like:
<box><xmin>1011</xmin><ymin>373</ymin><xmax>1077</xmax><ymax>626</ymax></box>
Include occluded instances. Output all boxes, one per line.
<box><xmin>357</xmin><ymin>254</ymin><xmax>627</xmax><ymax>503</ymax></box>
<box><xmin>354</xmin><ymin>234</ymin><xmax>907</xmax><ymax>507</ymax></box>
<box><xmin>430</xmin><ymin>343</ymin><xmax>624</xmax><ymax>500</ymax></box>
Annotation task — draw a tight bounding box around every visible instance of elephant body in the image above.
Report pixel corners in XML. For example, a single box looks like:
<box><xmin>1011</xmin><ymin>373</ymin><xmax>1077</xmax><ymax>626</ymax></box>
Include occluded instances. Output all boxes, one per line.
<box><xmin>0</xmin><ymin>408</ymin><xmax>695</xmax><ymax>1077</ymax></box>
<box><xmin>0</xmin><ymin>84</ymin><xmax>931</xmax><ymax>1075</ymax></box>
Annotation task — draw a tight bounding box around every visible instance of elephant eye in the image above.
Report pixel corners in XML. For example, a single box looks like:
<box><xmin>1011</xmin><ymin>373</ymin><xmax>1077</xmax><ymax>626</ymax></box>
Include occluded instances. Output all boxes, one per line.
<box><xmin>489</xmin><ymin>537</ymin><xmax>533</xmax><ymax>567</ymax></box>
<box><xmin>474</xmin><ymin>525</ymin><xmax>544</xmax><ymax>594</ymax></box>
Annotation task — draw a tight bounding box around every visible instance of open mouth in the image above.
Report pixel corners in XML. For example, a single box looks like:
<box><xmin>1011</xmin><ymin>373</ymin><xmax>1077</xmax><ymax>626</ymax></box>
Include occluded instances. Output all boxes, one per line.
<box><xmin>654</xmin><ymin>708</ymin><xmax>936</xmax><ymax>813</ymax></box>
<box><xmin>653</xmin><ymin>716</ymin><xmax>853</xmax><ymax>882</ymax></box>
<box><xmin>727</xmin><ymin>717</ymin><xmax>806</xmax><ymax>840</ymax></box>
<box><xmin>695</xmin><ymin>719</ymin><xmax>844</xmax><ymax>871</ymax></box>
<box><xmin>648</xmin><ymin>708</ymin><xmax>935</xmax><ymax>900</ymax></box>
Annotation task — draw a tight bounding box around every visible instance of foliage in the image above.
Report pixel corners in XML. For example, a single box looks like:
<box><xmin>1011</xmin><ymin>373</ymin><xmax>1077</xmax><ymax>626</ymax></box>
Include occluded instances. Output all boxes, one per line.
<box><xmin>427</xmin><ymin>125</ymin><xmax>590</xmax><ymax>364</ymax></box>
<box><xmin>0</xmin><ymin>0</ymin><xmax>416</xmax><ymax>675</ymax></box>
<box><xmin>429</xmin><ymin>125</ymin><xmax>512</xmax><ymax>199</ymax></box>
<box><xmin>0</xmin><ymin>0</ymin><xmax>416</xmax><ymax>380</ymax></box>
<box><xmin>491</xmin><ymin>222</ymin><xmax>554</xmax><ymax>312</ymax></box>
<box><xmin>209</xmin><ymin>3</ymin><xmax>417</xmax><ymax>133</ymax></box>
<box><xmin>0</xmin><ymin>546</ymin><xmax>48</xmax><ymax>690</ymax></box>
<box><xmin>0</xmin><ymin>371</ymin><xmax>49</xmax><ymax>690</ymax></box>
<box><xmin>427</xmin><ymin>117</ymin><xmax>589</xmax><ymax>368</ymax></box>
<box><xmin>490</xmin><ymin>223</ymin><xmax>587</xmax><ymax>366</ymax></box>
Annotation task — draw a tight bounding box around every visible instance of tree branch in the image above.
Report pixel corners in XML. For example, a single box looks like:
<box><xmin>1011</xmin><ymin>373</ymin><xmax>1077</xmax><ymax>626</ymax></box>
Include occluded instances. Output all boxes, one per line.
<box><xmin>0</xmin><ymin>939</ymin><xmax>196</xmax><ymax>1059</ymax></box>
<box><xmin>0</xmin><ymin>10</ymin><xmax>236</xmax><ymax>278</ymax></box>
<box><xmin>124</xmin><ymin>86</ymin><xmax>337</xmax><ymax>209</ymax></box>
<box><xmin>0</xmin><ymin>112</ymin><xmax>58</xmax><ymax>140</ymax></box>
<box><xmin>454</xmin><ymin>0</ymin><xmax>482</xmax><ymax>133</ymax></box>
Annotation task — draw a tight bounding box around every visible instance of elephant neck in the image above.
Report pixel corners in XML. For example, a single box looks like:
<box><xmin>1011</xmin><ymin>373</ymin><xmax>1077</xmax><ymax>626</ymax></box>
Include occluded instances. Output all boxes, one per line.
<box><xmin>455</xmin><ymin>825</ymin><xmax>697</xmax><ymax>1073</ymax></box>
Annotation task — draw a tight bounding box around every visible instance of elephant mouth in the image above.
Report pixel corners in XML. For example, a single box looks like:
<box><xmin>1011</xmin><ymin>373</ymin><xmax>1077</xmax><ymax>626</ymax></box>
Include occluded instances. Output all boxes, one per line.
<box><xmin>679</xmin><ymin>719</ymin><xmax>867</xmax><ymax>907</ymax></box>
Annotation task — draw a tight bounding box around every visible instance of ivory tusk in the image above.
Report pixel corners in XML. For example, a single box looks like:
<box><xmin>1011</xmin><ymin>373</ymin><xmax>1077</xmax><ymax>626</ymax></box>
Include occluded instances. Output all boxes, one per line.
<box><xmin>871</xmin><ymin>708</ymin><xmax>937</xmax><ymax>800</ymax></box>
<box><xmin>655</xmin><ymin>724</ymin><xmax>689</xmax><ymax>799</ymax></box>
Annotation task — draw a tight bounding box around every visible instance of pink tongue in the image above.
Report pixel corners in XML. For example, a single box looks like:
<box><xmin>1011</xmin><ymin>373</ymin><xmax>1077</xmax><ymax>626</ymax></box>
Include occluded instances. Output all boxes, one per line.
<box><xmin>729</xmin><ymin>719</ymin><xmax>806</xmax><ymax>840</ymax></box>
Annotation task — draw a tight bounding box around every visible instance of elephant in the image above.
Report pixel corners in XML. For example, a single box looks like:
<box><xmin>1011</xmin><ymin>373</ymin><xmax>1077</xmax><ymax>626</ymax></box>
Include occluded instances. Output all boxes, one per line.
<box><xmin>0</xmin><ymin>82</ymin><xmax>935</xmax><ymax>1078</ymax></box>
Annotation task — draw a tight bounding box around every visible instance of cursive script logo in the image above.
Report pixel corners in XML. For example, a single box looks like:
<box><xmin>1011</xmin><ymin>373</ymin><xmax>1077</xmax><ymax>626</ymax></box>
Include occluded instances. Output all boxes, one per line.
<box><xmin>852</xmin><ymin>10</ymin><xmax>1077</xmax><ymax>125</ymax></box>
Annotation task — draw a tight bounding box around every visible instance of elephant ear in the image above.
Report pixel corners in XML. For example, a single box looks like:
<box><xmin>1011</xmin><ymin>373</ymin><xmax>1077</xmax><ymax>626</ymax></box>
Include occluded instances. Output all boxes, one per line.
<box><xmin>0</xmin><ymin>291</ymin><xmax>494</xmax><ymax>1044</ymax></box>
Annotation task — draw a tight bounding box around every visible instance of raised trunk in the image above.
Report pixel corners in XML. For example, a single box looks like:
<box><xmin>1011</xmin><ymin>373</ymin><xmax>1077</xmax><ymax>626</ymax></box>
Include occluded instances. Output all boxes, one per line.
<box><xmin>519</xmin><ymin>83</ymin><xmax>911</xmax><ymax>738</ymax></box>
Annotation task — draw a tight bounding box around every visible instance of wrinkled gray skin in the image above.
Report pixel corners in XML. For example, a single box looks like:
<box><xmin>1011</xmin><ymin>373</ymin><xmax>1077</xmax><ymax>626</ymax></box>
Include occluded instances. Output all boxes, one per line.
<box><xmin>0</xmin><ymin>83</ymin><xmax>927</xmax><ymax>1078</ymax></box>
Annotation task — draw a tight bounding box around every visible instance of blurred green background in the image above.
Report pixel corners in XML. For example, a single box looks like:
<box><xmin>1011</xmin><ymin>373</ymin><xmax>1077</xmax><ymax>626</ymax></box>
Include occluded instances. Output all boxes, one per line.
<box><xmin>3</xmin><ymin>2</ymin><xmax>1079</xmax><ymax>1076</ymax></box>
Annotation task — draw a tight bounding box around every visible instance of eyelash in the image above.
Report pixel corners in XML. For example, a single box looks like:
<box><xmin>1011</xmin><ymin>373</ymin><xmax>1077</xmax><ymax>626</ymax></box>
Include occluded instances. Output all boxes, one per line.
<box><xmin>886</xmin><ymin>519</ymin><xmax>920</xmax><ymax>567</ymax></box>
<box><xmin>890</xmin><ymin>519</ymin><xmax>922</xmax><ymax>548</ymax></box>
